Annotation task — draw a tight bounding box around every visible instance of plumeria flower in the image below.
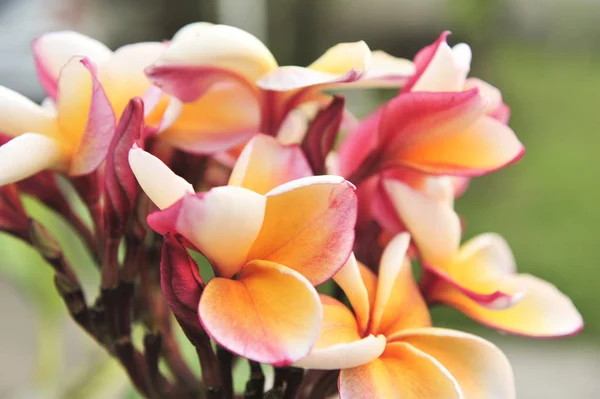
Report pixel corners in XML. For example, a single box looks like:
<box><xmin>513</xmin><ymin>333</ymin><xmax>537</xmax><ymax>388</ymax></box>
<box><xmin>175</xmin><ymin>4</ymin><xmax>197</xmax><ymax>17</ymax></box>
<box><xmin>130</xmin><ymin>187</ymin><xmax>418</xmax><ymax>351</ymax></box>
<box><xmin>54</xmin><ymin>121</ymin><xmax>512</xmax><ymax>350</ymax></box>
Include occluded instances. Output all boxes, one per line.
<box><xmin>0</xmin><ymin>56</ymin><xmax>115</xmax><ymax>185</ymax></box>
<box><xmin>33</xmin><ymin>31</ymin><xmax>168</xmax><ymax>124</ymax></box>
<box><xmin>128</xmin><ymin>134</ymin><xmax>357</xmax><ymax>365</ymax></box>
<box><xmin>295</xmin><ymin>233</ymin><xmax>515</xmax><ymax>398</ymax></box>
<box><xmin>145</xmin><ymin>22</ymin><xmax>415</xmax><ymax>153</ymax></box>
<box><xmin>384</xmin><ymin>181</ymin><xmax>584</xmax><ymax>337</ymax></box>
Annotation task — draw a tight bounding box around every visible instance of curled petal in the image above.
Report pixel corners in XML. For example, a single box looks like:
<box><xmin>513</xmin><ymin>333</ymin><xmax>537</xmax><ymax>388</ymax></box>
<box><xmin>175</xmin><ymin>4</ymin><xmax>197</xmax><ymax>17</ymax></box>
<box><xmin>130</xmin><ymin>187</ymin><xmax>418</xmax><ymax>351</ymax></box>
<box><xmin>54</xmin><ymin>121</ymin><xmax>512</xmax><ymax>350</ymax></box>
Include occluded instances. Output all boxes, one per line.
<box><xmin>229</xmin><ymin>134</ymin><xmax>312</xmax><ymax>194</ymax></box>
<box><xmin>150</xmin><ymin>187</ymin><xmax>266</xmax><ymax>278</ymax></box>
<box><xmin>32</xmin><ymin>31</ymin><xmax>112</xmax><ymax>99</ymax></box>
<box><xmin>383</xmin><ymin>179</ymin><xmax>460</xmax><ymax>267</ymax></box>
<box><xmin>429</xmin><ymin>274</ymin><xmax>583</xmax><ymax>338</ymax></box>
<box><xmin>57</xmin><ymin>57</ymin><xmax>116</xmax><ymax>175</ymax></box>
<box><xmin>338</xmin><ymin>107</ymin><xmax>383</xmax><ymax>179</ymax></box>
<box><xmin>128</xmin><ymin>147</ymin><xmax>194</xmax><ymax>209</ymax></box>
<box><xmin>339</xmin><ymin>342</ymin><xmax>463</xmax><ymax>399</ymax></box>
<box><xmin>333</xmin><ymin>254</ymin><xmax>371</xmax><ymax>333</ymax></box>
<box><xmin>354</xmin><ymin>50</ymin><xmax>415</xmax><ymax>87</ymax></box>
<box><xmin>0</xmin><ymin>86</ymin><xmax>57</xmax><ymax>138</ymax></box>
<box><xmin>248</xmin><ymin>176</ymin><xmax>357</xmax><ymax>284</ymax></box>
<box><xmin>370</xmin><ymin>234</ymin><xmax>431</xmax><ymax>335</ymax></box>
<box><xmin>0</xmin><ymin>133</ymin><xmax>64</xmax><ymax>186</ymax></box>
<box><xmin>389</xmin><ymin>328</ymin><xmax>515</xmax><ymax>399</ymax></box>
<box><xmin>198</xmin><ymin>260</ymin><xmax>321</xmax><ymax>365</ymax></box>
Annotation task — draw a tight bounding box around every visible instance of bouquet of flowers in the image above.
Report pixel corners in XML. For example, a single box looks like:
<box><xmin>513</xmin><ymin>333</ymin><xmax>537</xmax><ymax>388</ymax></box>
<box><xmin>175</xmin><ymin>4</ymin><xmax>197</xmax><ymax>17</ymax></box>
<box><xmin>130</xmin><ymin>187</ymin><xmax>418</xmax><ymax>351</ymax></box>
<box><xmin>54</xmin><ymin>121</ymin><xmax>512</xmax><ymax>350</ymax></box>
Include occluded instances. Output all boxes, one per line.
<box><xmin>0</xmin><ymin>23</ymin><xmax>583</xmax><ymax>398</ymax></box>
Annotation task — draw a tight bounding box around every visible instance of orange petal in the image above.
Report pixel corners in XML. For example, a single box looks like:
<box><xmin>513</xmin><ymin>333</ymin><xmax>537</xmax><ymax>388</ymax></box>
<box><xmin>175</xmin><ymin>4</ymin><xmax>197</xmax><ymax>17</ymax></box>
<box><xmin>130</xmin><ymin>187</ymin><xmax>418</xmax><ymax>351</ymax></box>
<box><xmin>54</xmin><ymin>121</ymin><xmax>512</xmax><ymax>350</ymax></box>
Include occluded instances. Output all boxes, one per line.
<box><xmin>229</xmin><ymin>134</ymin><xmax>312</xmax><ymax>194</ymax></box>
<box><xmin>339</xmin><ymin>342</ymin><xmax>463</xmax><ymax>399</ymax></box>
<box><xmin>370</xmin><ymin>234</ymin><xmax>431</xmax><ymax>336</ymax></box>
<box><xmin>383</xmin><ymin>178</ymin><xmax>460</xmax><ymax>267</ymax></box>
<box><xmin>333</xmin><ymin>254</ymin><xmax>371</xmax><ymax>333</ymax></box>
<box><xmin>198</xmin><ymin>260</ymin><xmax>321</xmax><ymax>365</ymax></box>
<box><xmin>389</xmin><ymin>328</ymin><xmax>515</xmax><ymax>399</ymax></box>
<box><xmin>247</xmin><ymin>176</ymin><xmax>357</xmax><ymax>284</ymax></box>
<box><xmin>429</xmin><ymin>274</ymin><xmax>583</xmax><ymax>338</ymax></box>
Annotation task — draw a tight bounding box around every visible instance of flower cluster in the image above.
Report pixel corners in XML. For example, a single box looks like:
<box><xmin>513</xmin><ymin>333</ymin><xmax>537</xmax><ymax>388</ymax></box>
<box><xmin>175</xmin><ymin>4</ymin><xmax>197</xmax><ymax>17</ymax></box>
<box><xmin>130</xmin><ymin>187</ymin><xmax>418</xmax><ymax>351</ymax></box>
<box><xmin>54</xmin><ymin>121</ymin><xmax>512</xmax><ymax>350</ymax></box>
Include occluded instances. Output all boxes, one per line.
<box><xmin>0</xmin><ymin>23</ymin><xmax>583</xmax><ymax>398</ymax></box>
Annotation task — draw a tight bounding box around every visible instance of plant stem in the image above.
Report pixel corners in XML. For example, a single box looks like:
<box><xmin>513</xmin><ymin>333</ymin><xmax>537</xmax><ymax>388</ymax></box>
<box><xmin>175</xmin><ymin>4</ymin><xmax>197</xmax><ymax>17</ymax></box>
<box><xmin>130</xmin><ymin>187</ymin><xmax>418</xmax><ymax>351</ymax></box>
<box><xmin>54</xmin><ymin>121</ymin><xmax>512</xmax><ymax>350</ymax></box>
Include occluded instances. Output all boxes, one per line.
<box><xmin>244</xmin><ymin>361</ymin><xmax>265</xmax><ymax>399</ymax></box>
<box><xmin>217</xmin><ymin>346</ymin><xmax>234</xmax><ymax>399</ymax></box>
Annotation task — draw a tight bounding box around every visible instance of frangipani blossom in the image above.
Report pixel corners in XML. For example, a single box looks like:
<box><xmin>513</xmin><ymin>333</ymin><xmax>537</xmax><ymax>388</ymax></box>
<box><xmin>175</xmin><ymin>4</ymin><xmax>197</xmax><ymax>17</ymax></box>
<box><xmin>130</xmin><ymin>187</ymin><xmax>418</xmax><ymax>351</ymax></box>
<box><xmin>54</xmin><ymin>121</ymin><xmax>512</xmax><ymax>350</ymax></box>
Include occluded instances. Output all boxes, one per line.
<box><xmin>384</xmin><ymin>180</ymin><xmax>584</xmax><ymax>337</ymax></box>
<box><xmin>0</xmin><ymin>56</ymin><xmax>115</xmax><ymax>185</ymax></box>
<box><xmin>128</xmin><ymin>135</ymin><xmax>357</xmax><ymax>365</ymax></box>
<box><xmin>296</xmin><ymin>234</ymin><xmax>515</xmax><ymax>399</ymax></box>
<box><xmin>145</xmin><ymin>22</ymin><xmax>414</xmax><ymax>152</ymax></box>
<box><xmin>33</xmin><ymin>31</ymin><xmax>166</xmax><ymax>120</ymax></box>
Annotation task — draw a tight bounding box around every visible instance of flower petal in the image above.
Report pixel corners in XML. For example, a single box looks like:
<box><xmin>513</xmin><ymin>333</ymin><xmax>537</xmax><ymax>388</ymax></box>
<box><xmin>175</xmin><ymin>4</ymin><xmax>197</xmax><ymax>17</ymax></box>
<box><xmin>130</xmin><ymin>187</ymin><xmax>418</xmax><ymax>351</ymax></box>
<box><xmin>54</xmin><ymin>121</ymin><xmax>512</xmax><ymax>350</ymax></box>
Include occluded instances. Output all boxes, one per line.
<box><xmin>0</xmin><ymin>133</ymin><xmax>65</xmax><ymax>185</ymax></box>
<box><xmin>333</xmin><ymin>254</ymin><xmax>371</xmax><ymax>333</ymax></box>
<box><xmin>389</xmin><ymin>328</ymin><xmax>515</xmax><ymax>399</ymax></box>
<box><xmin>383</xmin><ymin>178</ymin><xmax>460</xmax><ymax>266</ymax></box>
<box><xmin>32</xmin><ymin>31</ymin><xmax>112</xmax><ymax>99</ymax></box>
<box><xmin>355</xmin><ymin>50</ymin><xmax>415</xmax><ymax>87</ymax></box>
<box><xmin>128</xmin><ymin>147</ymin><xmax>194</xmax><ymax>209</ymax></box>
<box><xmin>429</xmin><ymin>274</ymin><xmax>584</xmax><ymax>338</ymax></box>
<box><xmin>228</xmin><ymin>134</ymin><xmax>312</xmax><ymax>194</ymax></box>
<box><xmin>0</xmin><ymin>86</ymin><xmax>57</xmax><ymax>138</ymax></box>
<box><xmin>370</xmin><ymin>233</ymin><xmax>431</xmax><ymax>335</ymax></box>
<box><xmin>295</xmin><ymin>334</ymin><xmax>386</xmax><ymax>370</ymax></box>
<box><xmin>157</xmin><ymin>83</ymin><xmax>260</xmax><ymax>154</ymax></box>
<box><xmin>339</xmin><ymin>341</ymin><xmax>463</xmax><ymax>399</ymax></box>
<box><xmin>198</xmin><ymin>260</ymin><xmax>321</xmax><ymax>365</ymax></box>
<box><xmin>256</xmin><ymin>41</ymin><xmax>369</xmax><ymax>91</ymax></box>
<box><xmin>100</xmin><ymin>42</ymin><xmax>166</xmax><ymax>116</ymax></box>
<box><xmin>65</xmin><ymin>58</ymin><xmax>117</xmax><ymax>175</ymax></box>
<box><xmin>153</xmin><ymin>187</ymin><xmax>266</xmax><ymax>278</ymax></box>
<box><xmin>247</xmin><ymin>176</ymin><xmax>357</xmax><ymax>284</ymax></box>
<box><xmin>338</xmin><ymin>107</ymin><xmax>383</xmax><ymax>178</ymax></box>
<box><xmin>381</xmin><ymin>90</ymin><xmax>524</xmax><ymax>176</ymax></box>
<box><xmin>425</xmin><ymin>233</ymin><xmax>524</xmax><ymax>309</ymax></box>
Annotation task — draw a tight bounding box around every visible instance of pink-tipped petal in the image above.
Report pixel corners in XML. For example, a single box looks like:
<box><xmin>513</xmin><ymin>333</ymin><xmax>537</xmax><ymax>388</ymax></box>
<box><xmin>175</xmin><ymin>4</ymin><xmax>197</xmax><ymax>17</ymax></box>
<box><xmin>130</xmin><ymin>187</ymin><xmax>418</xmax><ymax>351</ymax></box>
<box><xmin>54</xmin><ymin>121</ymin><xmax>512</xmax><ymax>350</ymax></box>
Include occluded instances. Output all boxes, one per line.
<box><xmin>370</xmin><ymin>234</ymin><xmax>431</xmax><ymax>335</ymax></box>
<box><xmin>32</xmin><ymin>31</ymin><xmax>112</xmax><ymax>99</ymax></box>
<box><xmin>338</xmin><ymin>107</ymin><xmax>383</xmax><ymax>179</ymax></box>
<box><xmin>128</xmin><ymin>147</ymin><xmax>194</xmax><ymax>210</ymax></box>
<box><xmin>229</xmin><ymin>134</ymin><xmax>312</xmax><ymax>194</ymax></box>
<box><xmin>247</xmin><ymin>176</ymin><xmax>357</xmax><ymax>284</ymax></box>
<box><xmin>339</xmin><ymin>341</ymin><xmax>464</xmax><ymax>399</ymax></box>
<box><xmin>56</xmin><ymin>57</ymin><xmax>116</xmax><ymax>175</ymax></box>
<box><xmin>198</xmin><ymin>260</ymin><xmax>321</xmax><ymax>366</ymax></box>
<box><xmin>380</xmin><ymin>90</ymin><xmax>524</xmax><ymax>176</ymax></box>
<box><xmin>389</xmin><ymin>328</ymin><xmax>515</xmax><ymax>399</ymax></box>
<box><xmin>0</xmin><ymin>133</ymin><xmax>65</xmax><ymax>186</ymax></box>
<box><xmin>430</xmin><ymin>274</ymin><xmax>584</xmax><ymax>338</ymax></box>
<box><xmin>0</xmin><ymin>87</ymin><xmax>57</xmax><ymax>138</ymax></box>
<box><xmin>383</xmin><ymin>179</ymin><xmax>461</xmax><ymax>267</ymax></box>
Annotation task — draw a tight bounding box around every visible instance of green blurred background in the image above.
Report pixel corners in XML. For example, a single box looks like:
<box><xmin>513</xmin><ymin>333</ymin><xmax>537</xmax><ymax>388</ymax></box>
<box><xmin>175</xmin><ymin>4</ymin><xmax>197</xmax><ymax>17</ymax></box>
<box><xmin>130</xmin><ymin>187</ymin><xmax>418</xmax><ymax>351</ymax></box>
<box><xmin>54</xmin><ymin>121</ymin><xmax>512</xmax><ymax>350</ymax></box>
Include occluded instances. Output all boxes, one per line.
<box><xmin>0</xmin><ymin>0</ymin><xmax>598</xmax><ymax>398</ymax></box>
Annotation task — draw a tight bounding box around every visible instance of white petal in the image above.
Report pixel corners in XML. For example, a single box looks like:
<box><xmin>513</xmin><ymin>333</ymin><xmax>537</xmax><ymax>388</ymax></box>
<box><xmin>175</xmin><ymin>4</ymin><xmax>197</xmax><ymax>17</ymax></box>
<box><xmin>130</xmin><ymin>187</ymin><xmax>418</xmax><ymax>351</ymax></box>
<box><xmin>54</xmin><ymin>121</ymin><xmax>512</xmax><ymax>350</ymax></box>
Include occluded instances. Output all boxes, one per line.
<box><xmin>0</xmin><ymin>133</ymin><xmax>64</xmax><ymax>185</ymax></box>
<box><xmin>128</xmin><ymin>147</ymin><xmax>194</xmax><ymax>209</ymax></box>
<box><xmin>0</xmin><ymin>86</ymin><xmax>56</xmax><ymax>137</ymax></box>
<box><xmin>293</xmin><ymin>334</ymin><xmax>386</xmax><ymax>370</ymax></box>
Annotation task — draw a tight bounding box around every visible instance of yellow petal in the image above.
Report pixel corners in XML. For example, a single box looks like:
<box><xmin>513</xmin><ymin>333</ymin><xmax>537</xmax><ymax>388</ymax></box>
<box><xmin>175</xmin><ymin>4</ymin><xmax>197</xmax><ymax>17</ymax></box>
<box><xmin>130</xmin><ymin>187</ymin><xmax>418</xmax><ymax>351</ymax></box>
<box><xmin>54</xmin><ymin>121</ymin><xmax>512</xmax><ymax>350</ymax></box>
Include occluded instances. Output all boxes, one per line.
<box><xmin>198</xmin><ymin>260</ymin><xmax>321</xmax><ymax>365</ymax></box>
<box><xmin>390</xmin><ymin>328</ymin><xmax>515</xmax><ymax>399</ymax></box>
<box><xmin>370</xmin><ymin>234</ymin><xmax>431</xmax><ymax>336</ymax></box>
<box><xmin>333</xmin><ymin>253</ymin><xmax>371</xmax><ymax>333</ymax></box>
<box><xmin>228</xmin><ymin>134</ymin><xmax>312</xmax><ymax>194</ymax></box>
